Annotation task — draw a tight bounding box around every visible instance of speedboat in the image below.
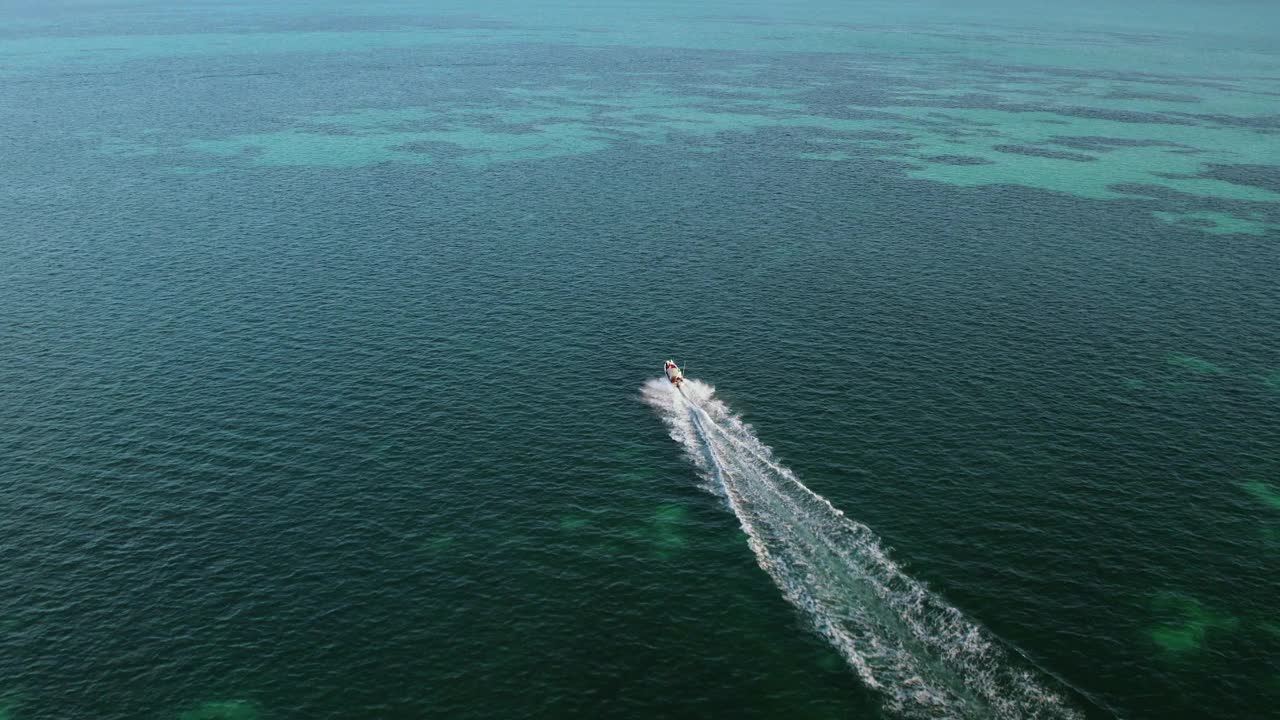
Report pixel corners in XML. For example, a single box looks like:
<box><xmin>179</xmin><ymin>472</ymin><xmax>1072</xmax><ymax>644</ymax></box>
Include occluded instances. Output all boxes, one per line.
<box><xmin>664</xmin><ymin>360</ymin><xmax>684</xmax><ymax>387</ymax></box>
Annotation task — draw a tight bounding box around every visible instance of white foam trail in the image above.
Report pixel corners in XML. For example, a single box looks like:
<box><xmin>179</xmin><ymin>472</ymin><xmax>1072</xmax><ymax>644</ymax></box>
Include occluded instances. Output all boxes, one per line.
<box><xmin>643</xmin><ymin>378</ymin><xmax>1082</xmax><ymax>720</ymax></box>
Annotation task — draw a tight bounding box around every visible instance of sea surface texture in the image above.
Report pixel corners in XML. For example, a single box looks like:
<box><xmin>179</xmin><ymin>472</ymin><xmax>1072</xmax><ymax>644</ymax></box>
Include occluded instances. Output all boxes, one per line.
<box><xmin>2</xmin><ymin>1</ymin><xmax>1279</xmax><ymax>719</ymax></box>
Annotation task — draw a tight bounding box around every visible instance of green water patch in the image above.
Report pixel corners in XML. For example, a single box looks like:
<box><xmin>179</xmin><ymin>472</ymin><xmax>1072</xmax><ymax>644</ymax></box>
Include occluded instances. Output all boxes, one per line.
<box><xmin>0</xmin><ymin>615</ymin><xmax>22</xmax><ymax>635</ymax></box>
<box><xmin>591</xmin><ymin>541</ymin><xmax>626</xmax><ymax>557</ymax></box>
<box><xmin>418</xmin><ymin>534</ymin><xmax>457</xmax><ymax>556</ymax></box>
<box><xmin>0</xmin><ymin>694</ymin><xmax>18</xmax><ymax>720</ymax></box>
<box><xmin>177</xmin><ymin>699</ymin><xmax>259</xmax><ymax>720</ymax></box>
<box><xmin>558</xmin><ymin>516</ymin><xmax>590</xmax><ymax>532</ymax></box>
<box><xmin>1261</xmin><ymin>524</ymin><xmax>1280</xmax><ymax>552</ymax></box>
<box><xmin>649</xmin><ymin>503</ymin><xmax>690</xmax><ymax>558</ymax></box>
<box><xmin>1240</xmin><ymin>481</ymin><xmax>1280</xmax><ymax>512</ymax></box>
<box><xmin>1136</xmin><ymin>358</ymin><xmax>1280</xmax><ymax>398</ymax></box>
<box><xmin>1165</xmin><ymin>354</ymin><xmax>1225</xmax><ymax>375</ymax></box>
<box><xmin>1147</xmin><ymin>591</ymin><xmax>1240</xmax><ymax>658</ymax></box>
<box><xmin>815</xmin><ymin>650</ymin><xmax>844</xmax><ymax>674</ymax></box>
<box><xmin>616</xmin><ymin>526</ymin><xmax>647</xmax><ymax>544</ymax></box>
<box><xmin>601</xmin><ymin>444</ymin><xmax>649</xmax><ymax>464</ymax></box>
<box><xmin>1262</xmin><ymin>372</ymin><xmax>1280</xmax><ymax>392</ymax></box>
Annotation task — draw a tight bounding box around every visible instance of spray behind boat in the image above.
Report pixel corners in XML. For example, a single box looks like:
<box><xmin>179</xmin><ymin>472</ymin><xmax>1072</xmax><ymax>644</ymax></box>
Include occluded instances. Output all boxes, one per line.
<box><xmin>641</xmin><ymin>374</ymin><xmax>1090</xmax><ymax>720</ymax></box>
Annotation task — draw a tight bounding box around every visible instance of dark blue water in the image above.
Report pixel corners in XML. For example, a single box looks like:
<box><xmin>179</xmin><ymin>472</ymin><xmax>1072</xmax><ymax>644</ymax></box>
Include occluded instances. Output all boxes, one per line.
<box><xmin>3</xmin><ymin>2</ymin><xmax>1279</xmax><ymax>719</ymax></box>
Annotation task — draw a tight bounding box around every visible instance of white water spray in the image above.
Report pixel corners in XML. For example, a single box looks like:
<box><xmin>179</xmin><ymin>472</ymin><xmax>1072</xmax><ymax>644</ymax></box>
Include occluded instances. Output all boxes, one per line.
<box><xmin>643</xmin><ymin>378</ymin><xmax>1082</xmax><ymax>720</ymax></box>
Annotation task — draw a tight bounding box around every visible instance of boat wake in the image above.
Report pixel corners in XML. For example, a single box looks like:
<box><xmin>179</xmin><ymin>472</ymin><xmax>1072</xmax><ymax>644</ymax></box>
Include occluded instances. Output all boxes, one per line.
<box><xmin>642</xmin><ymin>377</ymin><xmax>1083</xmax><ymax>720</ymax></box>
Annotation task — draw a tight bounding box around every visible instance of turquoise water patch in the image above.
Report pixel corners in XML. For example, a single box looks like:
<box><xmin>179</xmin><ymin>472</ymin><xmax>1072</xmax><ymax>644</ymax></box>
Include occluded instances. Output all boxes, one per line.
<box><xmin>188</xmin><ymin>97</ymin><xmax>613</xmax><ymax>167</ymax></box>
<box><xmin>158</xmin><ymin>75</ymin><xmax>1280</xmax><ymax>204</ymax></box>
<box><xmin>177</xmin><ymin>700</ymin><xmax>259</xmax><ymax>720</ymax></box>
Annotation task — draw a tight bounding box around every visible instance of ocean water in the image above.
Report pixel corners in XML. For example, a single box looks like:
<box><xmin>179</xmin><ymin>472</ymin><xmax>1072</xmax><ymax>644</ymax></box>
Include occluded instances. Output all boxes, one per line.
<box><xmin>2</xmin><ymin>1</ymin><xmax>1279</xmax><ymax>718</ymax></box>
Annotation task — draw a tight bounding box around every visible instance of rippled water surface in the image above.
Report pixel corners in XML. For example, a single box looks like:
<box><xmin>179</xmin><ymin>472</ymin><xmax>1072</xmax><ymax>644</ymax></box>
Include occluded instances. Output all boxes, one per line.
<box><xmin>2</xmin><ymin>1</ymin><xmax>1279</xmax><ymax>718</ymax></box>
